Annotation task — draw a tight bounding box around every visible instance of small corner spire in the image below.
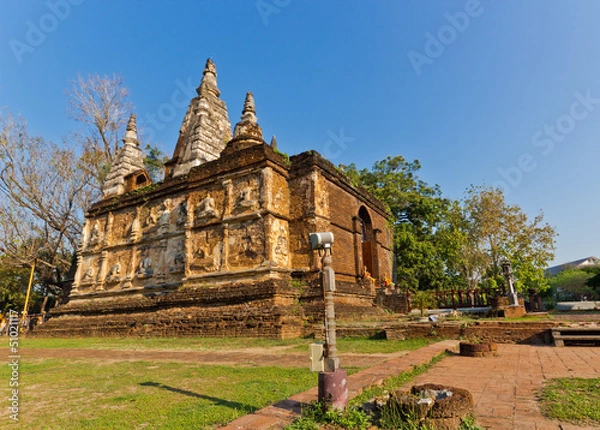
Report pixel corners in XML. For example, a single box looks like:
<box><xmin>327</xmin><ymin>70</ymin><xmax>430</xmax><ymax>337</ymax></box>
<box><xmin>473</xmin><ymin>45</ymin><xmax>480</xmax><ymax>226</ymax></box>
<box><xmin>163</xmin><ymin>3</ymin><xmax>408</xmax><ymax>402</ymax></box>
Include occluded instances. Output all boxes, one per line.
<box><xmin>123</xmin><ymin>113</ymin><xmax>138</xmax><ymax>146</ymax></box>
<box><xmin>232</xmin><ymin>91</ymin><xmax>263</xmax><ymax>142</ymax></box>
<box><xmin>240</xmin><ymin>92</ymin><xmax>257</xmax><ymax>123</ymax></box>
<box><xmin>270</xmin><ymin>135</ymin><xmax>278</xmax><ymax>150</ymax></box>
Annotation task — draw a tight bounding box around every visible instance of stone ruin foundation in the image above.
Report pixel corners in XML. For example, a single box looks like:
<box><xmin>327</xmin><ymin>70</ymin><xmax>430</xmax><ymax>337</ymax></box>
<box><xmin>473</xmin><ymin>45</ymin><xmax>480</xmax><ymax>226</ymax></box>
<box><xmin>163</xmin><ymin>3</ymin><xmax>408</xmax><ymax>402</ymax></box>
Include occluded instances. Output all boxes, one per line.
<box><xmin>385</xmin><ymin>383</ymin><xmax>474</xmax><ymax>430</ymax></box>
<box><xmin>459</xmin><ymin>341</ymin><xmax>498</xmax><ymax>357</ymax></box>
<box><xmin>34</xmin><ymin>59</ymin><xmax>393</xmax><ymax>339</ymax></box>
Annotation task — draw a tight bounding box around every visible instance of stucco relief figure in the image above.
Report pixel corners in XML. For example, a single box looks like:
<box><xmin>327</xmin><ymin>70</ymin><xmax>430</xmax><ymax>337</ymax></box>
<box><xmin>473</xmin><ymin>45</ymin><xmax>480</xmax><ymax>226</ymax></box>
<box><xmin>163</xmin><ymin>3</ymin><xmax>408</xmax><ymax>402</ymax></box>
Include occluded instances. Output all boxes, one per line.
<box><xmin>236</xmin><ymin>186</ymin><xmax>257</xmax><ymax>210</ymax></box>
<box><xmin>191</xmin><ymin>240</ymin><xmax>220</xmax><ymax>272</ymax></box>
<box><xmin>176</xmin><ymin>201</ymin><xmax>187</xmax><ymax>227</ymax></box>
<box><xmin>274</xmin><ymin>188</ymin><xmax>283</xmax><ymax>204</ymax></box>
<box><xmin>193</xmin><ymin>243</ymin><xmax>212</xmax><ymax>269</ymax></box>
<box><xmin>129</xmin><ymin>217</ymin><xmax>140</xmax><ymax>241</ymax></box>
<box><xmin>136</xmin><ymin>256</ymin><xmax>153</xmax><ymax>278</ymax></box>
<box><xmin>106</xmin><ymin>263</ymin><xmax>122</xmax><ymax>283</ymax></box>
<box><xmin>144</xmin><ymin>207</ymin><xmax>158</xmax><ymax>227</ymax></box>
<box><xmin>170</xmin><ymin>240</ymin><xmax>186</xmax><ymax>273</ymax></box>
<box><xmin>104</xmin><ymin>213</ymin><xmax>114</xmax><ymax>245</ymax></box>
<box><xmin>89</xmin><ymin>222</ymin><xmax>101</xmax><ymax>246</ymax></box>
<box><xmin>159</xmin><ymin>199</ymin><xmax>173</xmax><ymax>224</ymax></box>
<box><xmin>79</xmin><ymin>225</ymin><xmax>88</xmax><ymax>251</ymax></box>
<box><xmin>82</xmin><ymin>266</ymin><xmax>95</xmax><ymax>283</ymax></box>
<box><xmin>241</xmin><ymin>227</ymin><xmax>258</xmax><ymax>260</ymax></box>
<box><xmin>173</xmin><ymin>251</ymin><xmax>185</xmax><ymax>273</ymax></box>
<box><xmin>274</xmin><ymin>227</ymin><xmax>289</xmax><ymax>257</ymax></box>
<box><xmin>196</xmin><ymin>194</ymin><xmax>218</xmax><ymax>219</ymax></box>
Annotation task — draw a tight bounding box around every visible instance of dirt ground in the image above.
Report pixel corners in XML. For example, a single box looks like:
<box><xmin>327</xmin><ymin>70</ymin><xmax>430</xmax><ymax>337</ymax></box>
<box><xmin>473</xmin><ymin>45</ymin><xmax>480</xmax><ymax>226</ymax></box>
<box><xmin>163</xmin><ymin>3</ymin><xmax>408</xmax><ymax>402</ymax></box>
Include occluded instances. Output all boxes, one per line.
<box><xmin>22</xmin><ymin>345</ymin><xmax>409</xmax><ymax>368</ymax></box>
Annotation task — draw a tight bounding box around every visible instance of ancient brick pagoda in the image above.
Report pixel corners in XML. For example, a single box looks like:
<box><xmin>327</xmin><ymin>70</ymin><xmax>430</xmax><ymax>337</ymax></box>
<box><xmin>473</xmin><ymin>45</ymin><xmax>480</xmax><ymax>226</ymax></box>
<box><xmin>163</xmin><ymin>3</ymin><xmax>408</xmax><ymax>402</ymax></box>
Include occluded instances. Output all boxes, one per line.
<box><xmin>39</xmin><ymin>59</ymin><xmax>393</xmax><ymax>338</ymax></box>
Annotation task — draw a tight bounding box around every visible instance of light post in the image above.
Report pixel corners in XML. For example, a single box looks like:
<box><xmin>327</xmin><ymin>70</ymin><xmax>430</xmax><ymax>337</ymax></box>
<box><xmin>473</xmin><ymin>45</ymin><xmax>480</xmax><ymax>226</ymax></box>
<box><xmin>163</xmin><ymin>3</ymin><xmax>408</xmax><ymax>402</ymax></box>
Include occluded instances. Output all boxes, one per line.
<box><xmin>309</xmin><ymin>232</ymin><xmax>348</xmax><ymax>410</ymax></box>
<box><xmin>501</xmin><ymin>259</ymin><xmax>519</xmax><ymax>306</ymax></box>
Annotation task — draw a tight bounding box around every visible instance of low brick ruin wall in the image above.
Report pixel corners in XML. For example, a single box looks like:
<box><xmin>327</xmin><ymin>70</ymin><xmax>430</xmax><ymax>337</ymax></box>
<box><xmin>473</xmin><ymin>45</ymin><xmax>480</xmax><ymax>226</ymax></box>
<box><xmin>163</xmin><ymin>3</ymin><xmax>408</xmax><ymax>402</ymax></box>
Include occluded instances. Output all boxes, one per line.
<box><xmin>309</xmin><ymin>321</ymin><xmax>559</xmax><ymax>344</ymax></box>
<box><xmin>386</xmin><ymin>321</ymin><xmax>559</xmax><ymax>344</ymax></box>
<box><xmin>375</xmin><ymin>288</ymin><xmax>409</xmax><ymax>314</ymax></box>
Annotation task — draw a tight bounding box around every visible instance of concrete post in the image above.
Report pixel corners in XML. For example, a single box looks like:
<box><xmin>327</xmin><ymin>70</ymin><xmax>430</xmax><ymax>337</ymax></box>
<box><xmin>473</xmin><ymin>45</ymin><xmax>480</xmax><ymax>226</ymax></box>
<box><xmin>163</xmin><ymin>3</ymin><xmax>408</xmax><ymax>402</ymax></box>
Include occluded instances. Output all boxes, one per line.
<box><xmin>322</xmin><ymin>253</ymin><xmax>338</xmax><ymax>372</ymax></box>
<box><xmin>317</xmin><ymin>248</ymin><xmax>348</xmax><ymax>410</ymax></box>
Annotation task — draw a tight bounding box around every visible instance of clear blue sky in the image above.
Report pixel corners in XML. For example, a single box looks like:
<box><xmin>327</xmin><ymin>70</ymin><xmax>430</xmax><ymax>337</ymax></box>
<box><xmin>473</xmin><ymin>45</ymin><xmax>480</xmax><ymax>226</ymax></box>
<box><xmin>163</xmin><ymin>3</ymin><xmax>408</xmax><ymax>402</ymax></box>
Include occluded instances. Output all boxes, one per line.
<box><xmin>1</xmin><ymin>0</ymin><xmax>599</xmax><ymax>266</ymax></box>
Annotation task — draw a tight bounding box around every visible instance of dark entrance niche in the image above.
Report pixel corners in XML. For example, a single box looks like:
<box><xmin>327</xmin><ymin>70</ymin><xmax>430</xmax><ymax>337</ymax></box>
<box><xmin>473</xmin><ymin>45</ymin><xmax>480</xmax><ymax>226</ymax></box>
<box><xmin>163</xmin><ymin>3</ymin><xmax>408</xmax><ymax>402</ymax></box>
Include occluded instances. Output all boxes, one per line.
<box><xmin>124</xmin><ymin>169</ymin><xmax>152</xmax><ymax>193</ymax></box>
<box><xmin>359</xmin><ymin>206</ymin><xmax>376</xmax><ymax>278</ymax></box>
<box><xmin>136</xmin><ymin>174</ymin><xmax>148</xmax><ymax>187</ymax></box>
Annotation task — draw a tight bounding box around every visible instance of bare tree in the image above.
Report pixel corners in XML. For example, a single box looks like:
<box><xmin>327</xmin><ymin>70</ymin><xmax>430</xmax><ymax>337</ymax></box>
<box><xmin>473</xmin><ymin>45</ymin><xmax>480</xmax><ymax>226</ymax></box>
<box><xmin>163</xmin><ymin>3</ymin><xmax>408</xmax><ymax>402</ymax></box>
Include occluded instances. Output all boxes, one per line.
<box><xmin>67</xmin><ymin>73</ymin><xmax>133</xmax><ymax>184</ymax></box>
<box><xmin>0</xmin><ymin>74</ymin><xmax>152</xmax><ymax>307</ymax></box>
<box><xmin>0</xmin><ymin>111</ymin><xmax>96</xmax><ymax>301</ymax></box>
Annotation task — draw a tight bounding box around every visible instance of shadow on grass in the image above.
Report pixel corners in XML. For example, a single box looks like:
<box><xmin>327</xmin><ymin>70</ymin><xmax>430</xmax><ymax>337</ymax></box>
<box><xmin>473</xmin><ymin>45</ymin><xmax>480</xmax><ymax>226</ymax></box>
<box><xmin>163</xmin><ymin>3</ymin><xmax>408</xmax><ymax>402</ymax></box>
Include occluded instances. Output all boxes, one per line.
<box><xmin>139</xmin><ymin>381</ymin><xmax>255</xmax><ymax>412</ymax></box>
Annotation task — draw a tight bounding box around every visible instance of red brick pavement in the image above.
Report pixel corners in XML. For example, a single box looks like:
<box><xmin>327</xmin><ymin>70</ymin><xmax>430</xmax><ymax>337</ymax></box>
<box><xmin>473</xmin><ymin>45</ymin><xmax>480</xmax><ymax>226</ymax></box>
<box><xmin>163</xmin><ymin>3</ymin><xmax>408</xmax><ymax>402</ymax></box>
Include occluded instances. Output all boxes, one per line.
<box><xmin>220</xmin><ymin>342</ymin><xmax>600</xmax><ymax>430</ymax></box>
<box><xmin>220</xmin><ymin>340</ymin><xmax>458</xmax><ymax>430</ymax></box>
<box><xmin>410</xmin><ymin>344</ymin><xmax>600</xmax><ymax>429</ymax></box>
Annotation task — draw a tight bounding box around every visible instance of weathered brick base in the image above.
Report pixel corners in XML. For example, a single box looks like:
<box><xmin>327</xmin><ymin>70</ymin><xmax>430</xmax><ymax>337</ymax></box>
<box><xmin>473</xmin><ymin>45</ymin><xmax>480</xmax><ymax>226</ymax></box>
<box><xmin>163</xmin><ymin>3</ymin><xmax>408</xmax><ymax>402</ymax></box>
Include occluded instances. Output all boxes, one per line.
<box><xmin>34</xmin><ymin>279</ymin><xmax>383</xmax><ymax>339</ymax></box>
<box><xmin>299</xmin><ymin>281</ymin><xmax>383</xmax><ymax>321</ymax></box>
<box><xmin>375</xmin><ymin>288</ymin><xmax>409</xmax><ymax>314</ymax></box>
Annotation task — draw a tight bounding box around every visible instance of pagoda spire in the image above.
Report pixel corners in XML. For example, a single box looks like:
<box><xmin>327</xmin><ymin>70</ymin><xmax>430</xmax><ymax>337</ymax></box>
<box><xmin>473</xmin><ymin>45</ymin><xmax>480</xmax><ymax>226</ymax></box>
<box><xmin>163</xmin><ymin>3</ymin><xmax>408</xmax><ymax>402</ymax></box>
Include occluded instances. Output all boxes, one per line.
<box><xmin>167</xmin><ymin>58</ymin><xmax>232</xmax><ymax>178</ymax></box>
<box><xmin>196</xmin><ymin>58</ymin><xmax>220</xmax><ymax>97</ymax></box>
<box><xmin>101</xmin><ymin>112</ymin><xmax>147</xmax><ymax>198</ymax></box>
<box><xmin>232</xmin><ymin>92</ymin><xmax>263</xmax><ymax>141</ymax></box>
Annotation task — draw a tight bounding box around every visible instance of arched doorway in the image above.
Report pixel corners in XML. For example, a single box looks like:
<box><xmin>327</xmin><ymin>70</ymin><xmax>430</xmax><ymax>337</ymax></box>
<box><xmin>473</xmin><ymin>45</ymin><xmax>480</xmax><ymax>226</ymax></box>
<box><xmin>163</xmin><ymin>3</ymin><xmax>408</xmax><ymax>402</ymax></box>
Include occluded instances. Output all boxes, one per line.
<box><xmin>358</xmin><ymin>206</ymin><xmax>376</xmax><ymax>278</ymax></box>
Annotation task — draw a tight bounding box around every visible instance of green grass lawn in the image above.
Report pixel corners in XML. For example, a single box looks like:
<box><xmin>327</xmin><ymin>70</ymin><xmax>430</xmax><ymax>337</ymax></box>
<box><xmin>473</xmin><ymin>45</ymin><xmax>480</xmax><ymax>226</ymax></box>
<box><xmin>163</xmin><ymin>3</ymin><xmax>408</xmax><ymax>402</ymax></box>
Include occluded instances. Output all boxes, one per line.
<box><xmin>1</xmin><ymin>336</ymin><xmax>433</xmax><ymax>429</ymax></box>
<box><xmin>0</xmin><ymin>359</ymin><xmax>318</xmax><ymax>429</ymax></box>
<box><xmin>540</xmin><ymin>378</ymin><xmax>600</xmax><ymax>425</ymax></box>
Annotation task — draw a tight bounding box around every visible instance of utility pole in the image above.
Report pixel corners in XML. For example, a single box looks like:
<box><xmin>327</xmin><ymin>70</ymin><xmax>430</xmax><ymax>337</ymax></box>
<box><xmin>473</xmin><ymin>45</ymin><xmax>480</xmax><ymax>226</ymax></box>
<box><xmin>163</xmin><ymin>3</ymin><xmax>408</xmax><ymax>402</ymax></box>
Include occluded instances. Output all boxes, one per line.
<box><xmin>21</xmin><ymin>259</ymin><xmax>36</xmax><ymax>329</ymax></box>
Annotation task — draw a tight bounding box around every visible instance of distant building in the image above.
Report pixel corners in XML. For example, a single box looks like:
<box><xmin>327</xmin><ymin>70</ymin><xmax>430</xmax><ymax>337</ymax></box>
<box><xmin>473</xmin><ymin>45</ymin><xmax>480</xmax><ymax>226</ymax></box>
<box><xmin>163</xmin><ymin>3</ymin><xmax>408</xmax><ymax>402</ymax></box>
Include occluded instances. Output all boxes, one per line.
<box><xmin>546</xmin><ymin>256</ymin><xmax>600</xmax><ymax>277</ymax></box>
<box><xmin>36</xmin><ymin>59</ymin><xmax>393</xmax><ymax>338</ymax></box>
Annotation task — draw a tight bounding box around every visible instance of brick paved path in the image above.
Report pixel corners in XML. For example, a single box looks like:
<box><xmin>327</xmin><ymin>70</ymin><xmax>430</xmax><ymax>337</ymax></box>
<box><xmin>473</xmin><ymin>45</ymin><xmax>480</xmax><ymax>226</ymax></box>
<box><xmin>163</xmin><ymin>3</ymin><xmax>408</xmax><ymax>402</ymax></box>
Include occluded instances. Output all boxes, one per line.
<box><xmin>220</xmin><ymin>340</ymin><xmax>458</xmax><ymax>430</ymax></box>
<box><xmin>221</xmin><ymin>342</ymin><xmax>600</xmax><ymax>430</ymax></box>
<box><xmin>411</xmin><ymin>344</ymin><xmax>600</xmax><ymax>429</ymax></box>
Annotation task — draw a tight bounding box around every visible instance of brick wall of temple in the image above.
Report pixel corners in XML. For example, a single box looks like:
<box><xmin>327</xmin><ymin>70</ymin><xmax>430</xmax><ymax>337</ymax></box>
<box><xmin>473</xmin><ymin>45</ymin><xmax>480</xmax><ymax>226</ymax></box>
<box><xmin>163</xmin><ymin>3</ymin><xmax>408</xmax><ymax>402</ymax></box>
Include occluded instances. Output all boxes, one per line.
<box><xmin>288</xmin><ymin>151</ymin><xmax>393</xmax><ymax>285</ymax></box>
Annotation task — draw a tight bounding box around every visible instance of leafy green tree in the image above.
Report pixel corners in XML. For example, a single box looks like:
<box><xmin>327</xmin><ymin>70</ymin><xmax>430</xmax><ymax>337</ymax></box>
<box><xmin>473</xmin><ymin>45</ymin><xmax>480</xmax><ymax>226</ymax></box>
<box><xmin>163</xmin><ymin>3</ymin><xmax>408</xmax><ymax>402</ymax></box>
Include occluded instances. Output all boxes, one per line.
<box><xmin>342</xmin><ymin>159</ymin><xmax>556</xmax><ymax>295</ymax></box>
<box><xmin>582</xmin><ymin>265</ymin><xmax>600</xmax><ymax>296</ymax></box>
<box><xmin>0</xmin><ymin>262</ymin><xmax>30</xmax><ymax>313</ymax></box>
<box><xmin>548</xmin><ymin>268</ymin><xmax>597</xmax><ymax>301</ymax></box>
<box><xmin>342</xmin><ymin>156</ymin><xmax>461</xmax><ymax>291</ymax></box>
<box><xmin>461</xmin><ymin>185</ymin><xmax>556</xmax><ymax>292</ymax></box>
<box><xmin>144</xmin><ymin>144</ymin><xmax>168</xmax><ymax>183</ymax></box>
